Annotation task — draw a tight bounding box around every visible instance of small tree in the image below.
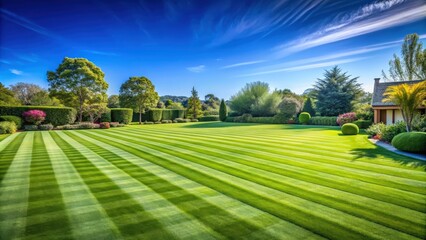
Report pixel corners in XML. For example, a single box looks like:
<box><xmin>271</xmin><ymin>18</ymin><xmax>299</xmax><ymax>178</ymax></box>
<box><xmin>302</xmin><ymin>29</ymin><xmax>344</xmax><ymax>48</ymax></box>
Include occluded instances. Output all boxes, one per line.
<box><xmin>107</xmin><ymin>95</ymin><xmax>120</xmax><ymax>108</ymax></box>
<box><xmin>165</xmin><ymin>99</ymin><xmax>173</xmax><ymax>107</ymax></box>
<box><xmin>302</xmin><ymin>97</ymin><xmax>315</xmax><ymax>116</ymax></box>
<box><xmin>383</xmin><ymin>81</ymin><xmax>426</xmax><ymax>131</ymax></box>
<box><xmin>83</xmin><ymin>103</ymin><xmax>108</xmax><ymax>123</ymax></box>
<box><xmin>187</xmin><ymin>87</ymin><xmax>202</xmax><ymax>119</ymax></box>
<box><xmin>219</xmin><ymin>99</ymin><xmax>227</xmax><ymax>121</ymax></box>
<box><xmin>119</xmin><ymin>76</ymin><xmax>159</xmax><ymax>124</ymax></box>
<box><xmin>277</xmin><ymin>97</ymin><xmax>302</xmax><ymax>119</ymax></box>
<box><xmin>47</xmin><ymin>57</ymin><xmax>108</xmax><ymax>122</ymax></box>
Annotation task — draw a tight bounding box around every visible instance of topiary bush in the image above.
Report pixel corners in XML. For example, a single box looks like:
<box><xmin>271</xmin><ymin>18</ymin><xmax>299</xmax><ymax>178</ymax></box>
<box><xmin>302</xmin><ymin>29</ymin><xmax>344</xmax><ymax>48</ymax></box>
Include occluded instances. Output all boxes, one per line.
<box><xmin>39</xmin><ymin>124</ymin><xmax>54</xmax><ymax>131</ymax></box>
<box><xmin>111</xmin><ymin>108</ymin><xmax>133</xmax><ymax>124</ymax></box>
<box><xmin>0</xmin><ymin>106</ymin><xmax>76</xmax><ymax>126</ymax></box>
<box><xmin>341</xmin><ymin>123</ymin><xmax>359</xmax><ymax>135</ymax></box>
<box><xmin>353</xmin><ymin>120</ymin><xmax>373</xmax><ymax>129</ymax></box>
<box><xmin>392</xmin><ymin>132</ymin><xmax>426</xmax><ymax>153</ymax></box>
<box><xmin>199</xmin><ymin>115</ymin><xmax>220</xmax><ymax>121</ymax></box>
<box><xmin>0</xmin><ymin>121</ymin><xmax>17</xmax><ymax>134</ymax></box>
<box><xmin>298</xmin><ymin>112</ymin><xmax>311</xmax><ymax>124</ymax></box>
<box><xmin>0</xmin><ymin>115</ymin><xmax>23</xmax><ymax>129</ymax></box>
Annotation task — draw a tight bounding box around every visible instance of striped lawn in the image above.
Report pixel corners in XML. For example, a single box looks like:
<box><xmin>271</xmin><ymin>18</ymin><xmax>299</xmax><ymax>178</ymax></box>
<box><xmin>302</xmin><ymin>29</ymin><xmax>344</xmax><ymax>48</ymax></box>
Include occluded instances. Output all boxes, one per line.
<box><xmin>0</xmin><ymin>122</ymin><xmax>425</xmax><ymax>240</ymax></box>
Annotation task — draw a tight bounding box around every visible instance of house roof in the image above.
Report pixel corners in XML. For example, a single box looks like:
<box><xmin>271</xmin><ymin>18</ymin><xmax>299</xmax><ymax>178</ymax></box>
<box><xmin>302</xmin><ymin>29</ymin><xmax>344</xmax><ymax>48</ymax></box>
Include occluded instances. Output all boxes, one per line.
<box><xmin>372</xmin><ymin>79</ymin><xmax>425</xmax><ymax>107</ymax></box>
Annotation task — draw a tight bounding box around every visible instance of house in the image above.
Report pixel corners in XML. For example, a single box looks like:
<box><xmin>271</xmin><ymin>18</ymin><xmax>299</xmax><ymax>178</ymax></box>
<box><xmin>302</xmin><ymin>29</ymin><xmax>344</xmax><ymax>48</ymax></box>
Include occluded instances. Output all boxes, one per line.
<box><xmin>372</xmin><ymin>78</ymin><xmax>425</xmax><ymax>125</ymax></box>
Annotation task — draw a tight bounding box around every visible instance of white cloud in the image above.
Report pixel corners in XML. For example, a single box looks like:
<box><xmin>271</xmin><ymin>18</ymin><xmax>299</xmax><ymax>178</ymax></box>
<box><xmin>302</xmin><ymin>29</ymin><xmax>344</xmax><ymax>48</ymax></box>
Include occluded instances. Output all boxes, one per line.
<box><xmin>222</xmin><ymin>60</ymin><xmax>265</xmax><ymax>69</ymax></box>
<box><xmin>186</xmin><ymin>65</ymin><xmax>206</xmax><ymax>73</ymax></box>
<box><xmin>10</xmin><ymin>69</ymin><xmax>23</xmax><ymax>75</ymax></box>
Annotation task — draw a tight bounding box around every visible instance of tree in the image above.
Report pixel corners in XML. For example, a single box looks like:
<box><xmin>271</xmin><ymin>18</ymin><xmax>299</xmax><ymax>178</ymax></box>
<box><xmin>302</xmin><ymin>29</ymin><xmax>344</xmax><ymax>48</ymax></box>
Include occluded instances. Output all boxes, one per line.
<box><xmin>187</xmin><ymin>87</ymin><xmax>202</xmax><ymax>119</ymax></box>
<box><xmin>230</xmin><ymin>81</ymin><xmax>269</xmax><ymax>115</ymax></box>
<box><xmin>302</xmin><ymin>97</ymin><xmax>315</xmax><ymax>116</ymax></box>
<box><xmin>382</xmin><ymin>33</ymin><xmax>426</xmax><ymax>81</ymax></box>
<box><xmin>83</xmin><ymin>102</ymin><xmax>108</xmax><ymax>123</ymax></box>
<box><xmin>219</xmin><ymin>99</ymin><xmax>227</xmax><ymax>121</ymax></box>
<box><xmin>165</xmin><ymin>99</ymin><xmax>173</xmax><ymax>107</ymax></box>
<box><xmin>119</xmin><ymin>76</ymin><xmax>159</xmax><ymax>124</ymax></box>
<box><xmin>31</xmin><ymin>90</ymin><xmax>62</xmax><ymax>106</ymax></box>
<box><xmin>9</xmin><ymin>82</ymin><xmax>43</xmax><ymax>105</ymax></box>
<box><xmin>204</xmin><ymin>93</ymin><xmax>220</xmax><ymax>109</ymax></box>
<box><xmin>383</xmin><ymin>81</ymin><xmax>426</xmax><ymax>132</ymax></box>
<box><xmin>107</xmin><ymin>95</ymin><xmax>120</xmax><ymax>108</ymax></box>
<box><xmin>167</xmin><ymin>102</ymin><xmax>185</xmax><ymax>109</ymax></box>
<box><xmin>313</xmin><ymin>66</ymin><xmax>362</xmax><ymax>116</ymax></box>
<box><xmin>47</xmin><ymin>57</ymin><xmax>108</xmax><ymax>122</ymax></box>
<box><xmin>277</xmin><ymin>97</ymin><xmax>302</xmax><ymax>119</ymax></box>
<box><xmin>251</xmin><ymin>92</ymin><xmax>282</xmax><ymax>117</ymax></box>
<box><xmin>0</xmin><ymin>83</ymin><xmax>20</xmax><ymax>105</ymax></box>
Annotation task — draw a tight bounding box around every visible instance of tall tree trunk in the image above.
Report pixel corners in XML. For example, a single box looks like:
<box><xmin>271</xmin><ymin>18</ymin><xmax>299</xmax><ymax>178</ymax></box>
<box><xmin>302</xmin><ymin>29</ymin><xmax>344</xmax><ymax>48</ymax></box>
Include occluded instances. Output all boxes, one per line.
<box><xmin>139</xmin><ymin>108</ymin><xmax>142</xmax><ymax>125</ymax></box>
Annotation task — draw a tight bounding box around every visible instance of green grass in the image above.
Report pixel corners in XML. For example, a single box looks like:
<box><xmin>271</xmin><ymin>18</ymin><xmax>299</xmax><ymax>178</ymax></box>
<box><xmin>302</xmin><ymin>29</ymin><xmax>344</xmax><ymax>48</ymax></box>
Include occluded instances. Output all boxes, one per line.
<box><xmin>0</xmin><ymin>122</ymin><xmax>425</xmax><ymax>240</ymax></box>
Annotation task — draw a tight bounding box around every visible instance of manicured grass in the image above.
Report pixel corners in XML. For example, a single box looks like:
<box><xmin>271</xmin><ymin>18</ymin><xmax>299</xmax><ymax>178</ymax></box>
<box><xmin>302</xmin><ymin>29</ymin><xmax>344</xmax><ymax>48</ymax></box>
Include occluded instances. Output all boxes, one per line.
<box><xmin>0</xmin><ymin>122</ymin><xmax>425</xmax><ymax>239</ymax></box>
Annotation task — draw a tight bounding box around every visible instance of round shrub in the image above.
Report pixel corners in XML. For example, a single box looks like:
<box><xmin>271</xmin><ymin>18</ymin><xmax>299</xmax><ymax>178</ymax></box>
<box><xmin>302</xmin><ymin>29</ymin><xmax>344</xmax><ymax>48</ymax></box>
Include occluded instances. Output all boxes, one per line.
<box><xmin>111</xmin><ymin>108</ymin><xmax>133</xmax><ymax>124</ymax></box>
<box><xmin>341</xmin><ymin>123</ymin><xmax>359</xmax><ymax>135</ymax></box>
<box><xmin>0</xmin><ymin>115</ymin><xmax>23</xmax><ymax>129</ymax></box>
<box><xmin>100</xmin><ymin>122</ymin><xmax>110</xmax><ymax>129</ymax></box>
<box><xmin>298</xmin><ymin>112</ymin><xmax>311</xmax><ymax>124</ymax></box>
<box><xmin>22</xmin><ymin>110</ymin><xmax>46</xmax><ymax>125</ymax></box>
<box><xmin>0</xmin><ymin>121</ymin><xmax>17</xmax><ymax>134</ymax></box>
<box><xmin>391</xmin><ymin>132</ymin><xmax>426</xmax><ymax>153</ymax></box>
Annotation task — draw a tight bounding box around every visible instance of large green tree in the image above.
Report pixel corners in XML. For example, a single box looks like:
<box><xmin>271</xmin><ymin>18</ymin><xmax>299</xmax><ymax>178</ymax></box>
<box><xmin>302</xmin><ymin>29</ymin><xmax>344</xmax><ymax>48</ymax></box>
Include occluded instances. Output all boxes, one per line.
<box><xmin>313</xmin><ymin>66</ymin><xmax>362</xmax><ymax>116</ymax></box>
<box><xmin>382</xmin><ymin>33</ymin><xmax>426</xmax><ymax>81</ymax></box>
<box><xmin>119</xmin><ymin>76</ymin><xmax>159</xmax><ymax>124</ymax></box>
<box><xmin>0</xmin><ymin>83</ymin><xmax>20</xmax><ymax>105</ymax></box>
<box><xmin>47</xmin><ymin>57</ymin><xmax>108</xmax><ymax>122</ymax></box>
<box><xmin>107</xmin><ymin>95</ymin><xmax>120</xmax><ymax>108</ymax></box>
<box><xmin>230</xmin><ymin>81</ymin><xmax>269</xmax><ymax>115</ymax></box>
<box><xmin>187</xmin><ymin>87</ymin><xmax>202</xmax><ymax>119</ymax></box>
<box><xmin>9</xmin><ymin>82</ymin><xmax>43</xmax><ymax>105</ymax></box>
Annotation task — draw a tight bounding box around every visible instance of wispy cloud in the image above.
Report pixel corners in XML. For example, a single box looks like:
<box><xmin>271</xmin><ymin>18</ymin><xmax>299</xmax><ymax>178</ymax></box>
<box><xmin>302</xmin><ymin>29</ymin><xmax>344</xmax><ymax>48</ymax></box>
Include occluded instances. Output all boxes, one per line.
<box><xmin>221</xmin><ymin>60</ymin><xmax>265</xmax><ymax>69</ymax></box>
<box><xmin>10</xmin><ymin>69</ymin><xmax>23</xmax><ymax>75</ymax></box>
<box><xmin>187</xmin><ymin>65</ymin><xmax>206</xmax><ymax>73</ymax></box>
<box><xmin>276</xmin><ymin>0</ymin><xmax>426</xmax><ymax>55</ymax></box>
<box><xmin>82</xmin><ymin>50</ymin><xmax>118</xmax><ymax>56</ymax></box>
<box><xmin>0</xmin><ymin>59</ymin><xmax>10</xmax><ymax>64</ymax></box>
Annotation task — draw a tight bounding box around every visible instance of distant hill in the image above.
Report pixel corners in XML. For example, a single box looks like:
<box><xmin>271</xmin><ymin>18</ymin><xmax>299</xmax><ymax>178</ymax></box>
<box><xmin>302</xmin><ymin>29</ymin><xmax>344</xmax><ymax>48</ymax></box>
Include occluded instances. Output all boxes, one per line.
<box><xmin>160</xmin><ymin>95</ymin><xmax>188</xmax><ymax>103</ymax></box>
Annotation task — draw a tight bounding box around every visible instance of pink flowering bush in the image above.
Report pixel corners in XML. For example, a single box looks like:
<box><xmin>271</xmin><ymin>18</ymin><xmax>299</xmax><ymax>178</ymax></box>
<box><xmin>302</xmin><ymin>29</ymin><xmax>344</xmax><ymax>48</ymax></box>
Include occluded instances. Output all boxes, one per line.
<box><xmin>337</xmin><ymin>112</ymin><xmax>357</xmax><ymax>126</ymax></box>
<box><xmin>22</xmin><ymin>110</ymin><xmax>46</xmax><ymax>125</ymax></box>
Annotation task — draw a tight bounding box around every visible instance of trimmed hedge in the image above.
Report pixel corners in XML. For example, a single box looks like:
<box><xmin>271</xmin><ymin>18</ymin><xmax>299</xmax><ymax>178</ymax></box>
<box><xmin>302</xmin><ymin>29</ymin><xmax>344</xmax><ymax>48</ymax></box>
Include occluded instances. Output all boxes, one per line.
<box><xmin>0</xmin><ymin>105</ymin><xmax>76</xmax><ymax>126</ymax></box>
<box><xmin>391</xmin><ymin>132</ymin><xmax>426</xmax><ymax>153</ymax></box>
<box><xmin>309</xmin><ymin>116</ymin><xmax>338</xmax><ymax>126</ymax></box>
<box><xmin>341</xmin><ymin>123</ymin><xmax>359</xmax><ymax>135</ymax></box>
<box><xmin>353</xmin><ymin>120</ymin><xmax>372</xmax><ymax>129</ymax></box>
<box><xmin>111</xmin><ymin>108</ymin><xmax>133</xmax><ymax>124</ymax></box>
<box><xmin>132</xmin><ymin>109</ymin><xmax>186</xmax><ymax>122</ymax></box>
<box><xmin>0</xmin><ymin>121</ymin><xmax>16</xmax><ymax>134</ymax></box>
<box><xmin>148</xmin><ymin>109</ymin><xmax>163</xmax><ymax>122</ymax></box>
<box><xmin>100</xmin><ymin>109</ymin><xmax>111</xmax><ymax>122</ymax></box>
<box><xmin>298</xmin><ymin>112</ymin><xmax>311</xmax><ymax>124</ymax></box>
<box><xmin>0</xmin><ymin>115</ymin><xmax>23</xmax><ymax>129</ymax></box>
<box><xmin>199</xmin><ymin>115</ymin><xmax>220</xmax><ymax>121</ymax></box>
<box><xmin>162</xmin><ymin>110</ymin><xmax>173</xmax><ymax>120</ymax></box>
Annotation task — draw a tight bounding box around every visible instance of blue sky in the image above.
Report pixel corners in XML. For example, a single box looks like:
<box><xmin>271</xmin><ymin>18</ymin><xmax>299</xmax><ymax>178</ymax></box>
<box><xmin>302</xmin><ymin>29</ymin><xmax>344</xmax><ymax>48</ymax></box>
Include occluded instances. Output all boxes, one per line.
<box><xmin>1</xmin><ymin>0</ymin><xmax>425</xmax><ymax>99</ymax></box>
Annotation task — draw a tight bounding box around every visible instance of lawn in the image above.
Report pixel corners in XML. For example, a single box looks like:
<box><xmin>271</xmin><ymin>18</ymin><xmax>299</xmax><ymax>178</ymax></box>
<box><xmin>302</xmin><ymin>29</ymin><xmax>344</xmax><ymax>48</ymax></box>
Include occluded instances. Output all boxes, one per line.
<box><xmin>0</xmin><ymin>122</ymin><xmax>425</xmax><ymax>240</ymax></box>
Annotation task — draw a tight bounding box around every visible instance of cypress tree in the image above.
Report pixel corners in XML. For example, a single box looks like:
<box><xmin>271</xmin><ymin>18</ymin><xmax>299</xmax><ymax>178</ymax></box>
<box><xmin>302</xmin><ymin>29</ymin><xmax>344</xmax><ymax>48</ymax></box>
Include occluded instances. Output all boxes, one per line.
<box><xmin>219</xmin><ymin>99</ymin><xmax>227</xmax><ymax>121</ymax></box>
<box><xmin>302</xmin><ymin>97</ymin><xmax>315</xmax><ymax>116</ymax></box>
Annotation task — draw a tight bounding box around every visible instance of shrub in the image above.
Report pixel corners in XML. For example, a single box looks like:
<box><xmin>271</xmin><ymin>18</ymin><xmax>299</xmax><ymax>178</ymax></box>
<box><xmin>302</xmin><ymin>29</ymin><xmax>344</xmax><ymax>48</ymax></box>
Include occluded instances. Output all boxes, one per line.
<box><xmin>366</xmin><ymin>123</ymin><xmax>386</xmax><ymax>138</ymax></box>
<box><xmin>353</xmin><ymin>120</ymin><xmax>372</xmax><ymax>129</ymax></box>
<box><xmin>204</xmin><ymin>110</ymin><xmax>219</xmax><ymax>116</ymax></box>
<box><xmin>117</xmin><ymin>124</ymin><xmax>126</xmax><ymax>127</ymax></box>
<box><xmin>278</xmin><ymin>97</ymin><xmax>302</xmax><ymax>119</ymax></box>
<box><xmin>78</xmin><ymin>122</ymin><xmax>97</xmax><ymax>129</ymax></box>
<box><xmin>191</xmin><ymin>119</ymin><xmax>199</xmax><ymax>122</ymax></box>
<box><xmin>111</xmin><ymin>108</ymin><xmax>133</xmax><ymax>124</ymax></box>
<box><xmin>248</xmin><ymin>117</ymin><xmax>275</xmax><ymax>124</ymax></box>
<box><xmin>381</xmin><ymin>121</ymin><xmax>406</xmax><ymax>143</ymax></box>
<box><xmin>145</xmin><ymin>121</ymin><xmax>154</xmax><ymax>124</ymax></box>
<box><xmin>298</xmin><ymin>112</ymin><xmax>311</xmax><ymax>124</ymax></box>
<box><xmin>100</xmin><ymin>122</ymin><xmax>110</xmax><ymax>129</ymax></box>
<box><xmin>392</xmin><ymin>132</ymin><xmax>426</xmax><ymax>153</ymax></box>
<box><xmin>176</xmin><ymin>118</ymin><xmax>191</xmax><ymax>123</ymax></box>
<box><xmin>337</xmin><ymin>112</ymin><xmax>357</xmax><ymax>126</ymax></box>
<box><xmin>0</xmin><ymin>106</ymin><xmax>76</xmax><ymax>126</ymax></box>
<box><xmin>161</xmin><ymin>120</ymin><xmax>169</xmax><ymax>123</ymax></box>
<box><xmin>0</xmin><ymin>115</ymin><xmax>23</xmax><ymax>129</ymax></box>
<box><xmin>154</xmin><ymin>121</ymin><xmax>162</xmax><ymax>124</ymax></box>
<box><xmin>62</xmin><ymin>124</ymin><xmax>78</xmax><ymax>130</ymax></box>
<box><xmin>199</xmin><ymin>115</ymin><xmax>220</xmax><ymax>122</ymax></box>
<box><xmin>413</xmin><ymin>114</ymin><xmax>426</xmax><ymax>132</ymax></box>
<box><xmin>0</xmin><ymin>121</ymin><xmax>16</xmax><ymax>134</ymax></box>
<box><xmin>172</xmin><ymin>120</ymin><xmax>178</xmax><ymax>123</ymax></box>
<box><xmin>309</xmin><ymin>117</ymin><xmax>338</xmax><ymax>126</ymax></box>
<box><xmin>39</xmin><ymin>124</ymin><xmax>54</xmax><ymax>131</ymax></box>
<box><xmin>22</xmin><ymin>110</ymin><xmax>46</xmax><ymax>125</ymax></box>
<box><xmin>219</xmin><ymin>99</ymin><xmax>227</xmax><ymax>122</ymax></box>
<box><xmin>341</xmin><ymin>123</ymin><xmax>359</xmax><ymax>135</ymax></box>
<box><xmin>24</xmin><ymin>125</ymin><xmax>38</xmax><ymax>131</ymax></box>
<box><xmin>234</xmin><ymin>114</ymin><xmax>253</xmax><ymax>123</ymax></box>
<box><xmin>100</xmin><ymin>109</ymin><xmax>111</xmax><ymax>122</ymax></box>
<box><xmin>110</xmin><ymin>122</ymin><xmax>120</xmax><ymax>127</ymax></box>
<box><xmin>225</xmin><ymin>117</ymin><xmax>235</xmax><ymax>122</ymax></box>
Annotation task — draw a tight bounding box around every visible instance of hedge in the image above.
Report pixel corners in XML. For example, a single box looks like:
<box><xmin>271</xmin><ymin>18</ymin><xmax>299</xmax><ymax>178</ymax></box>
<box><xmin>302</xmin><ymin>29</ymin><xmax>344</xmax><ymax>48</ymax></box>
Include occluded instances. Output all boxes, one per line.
<box><xmin>162</xmin><ymin>109</ymin><xmax>173</xmax><ymax>120</ymax></box>
<box><xmin>0</xmin><ymin>105</ymin><xmax>76</xmax><ymax>126</ymax></box>
<box><xmin>111</xmin><ymin>108</ymin><xmax>133</xmax><ymax>124</ymax></box>
<box><xmin>132</xmin><ymin>109</ymin><xmax>186</xmax><ymax>122</ymax></box>
<box><xmin>391</xmin><ymin>132</ymin><xmax>426</xmax><ymax>153</ymax></box>
<box><xmin>100</xmin><ymin>108</ymin><xmax>111</xmax><ymax>122</ymax></box>
<box><xmin>0</xmin><ymin>115</ymin><xmax>23</xmax><ymax>129</ymax></box>
<box><xmin>199</xmin><ymin>115</ymin><xmax>220</xmax><ymax>121</ymax></box>
<box><xmin>309</xmin><ymin>116</ymin><xmax>338</xmax><ymax>126</ymax></box>
<box><xmin>148</xmin><ymin>109</ymin><xmax>163</xmax><ymax>122</ymax></box>
<box><xmin>341</xmin><ymin>123</ymin><xmax>359</xmax><ymax>135</ymax></box>
<box><xmin>353</xmin><ymin>119</ymin><xmax>372</xmax><ymax>129</ymax></box>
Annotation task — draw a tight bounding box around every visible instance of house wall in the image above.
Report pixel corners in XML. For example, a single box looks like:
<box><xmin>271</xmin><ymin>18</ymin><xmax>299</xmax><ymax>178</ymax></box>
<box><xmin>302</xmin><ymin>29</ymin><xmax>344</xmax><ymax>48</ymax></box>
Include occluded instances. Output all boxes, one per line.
<box><xmin>394</xmin><ymin>109</ymin><xmax>404</xmax><ymax>123</ymax></box>
<box><xmin>386</xmin><ymin>110</ymin><xmax>393</xmax><ymax>125</ymax></box>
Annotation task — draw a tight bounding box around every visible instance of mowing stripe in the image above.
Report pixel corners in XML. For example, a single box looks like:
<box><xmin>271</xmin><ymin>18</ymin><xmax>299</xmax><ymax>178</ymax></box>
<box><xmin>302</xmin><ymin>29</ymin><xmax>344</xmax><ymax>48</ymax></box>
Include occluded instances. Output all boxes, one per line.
<box><xmin>0</xmin><ymin>133</ymin><xmax>25</xmax><ymax>182</ymax></box>
<box><xmin>50</xmin><ymin>131</ymin><xmax>176</xmax><ymax>239</ymax></box>
<box><xmin>84</xmin><ymin>130</ymin><xmax>418</xmax><ymax>240</ymax></box>
<box><xmin>42</xmin><ymin>132</ymin><xmax>121</xmax><ymax>240</ymax></box>
<box><xmin>0</xmin><ymin>132</ymin><xmax>33</xmax><ymax>240</ymax></box>
<box><xmin>100</xmin><ymin>129</ymin><xmax>426</xmax><ymax>235</ymax></box>
<box><xmin>68</xmin><ymin>130</ymin><xmax>323</xmax><ymax>239</ymax></box>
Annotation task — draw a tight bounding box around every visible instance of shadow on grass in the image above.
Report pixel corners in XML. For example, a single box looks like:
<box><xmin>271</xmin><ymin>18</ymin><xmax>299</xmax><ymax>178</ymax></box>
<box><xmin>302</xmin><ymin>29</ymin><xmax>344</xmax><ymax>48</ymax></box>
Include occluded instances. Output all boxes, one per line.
<box><xmin>350</xmin><ymin>147</ymin><xmax>426</xmax><ymax>170</ymax></box>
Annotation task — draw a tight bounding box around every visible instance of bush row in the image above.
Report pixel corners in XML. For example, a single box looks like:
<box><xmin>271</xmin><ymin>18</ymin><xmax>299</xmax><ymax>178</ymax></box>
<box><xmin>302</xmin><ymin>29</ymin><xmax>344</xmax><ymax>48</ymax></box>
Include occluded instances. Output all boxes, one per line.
<box><xmin>309</xmin><ymin>117</ymin><xmax>338</xmax><ymax>126</ymax></box>
<box><xmin>131</xmin><ymin>109</ymin><xmax>186</xmax><ymax>122</ymax></box>
<box><xmin>0</xmin><ymin>106</ymin><xmax>76</xmax><ymax>126</ymax></box>
<box><xmin>199</xmin><ymin>115</ymin><xmax>220</xmax><ymax>122</ymax></box>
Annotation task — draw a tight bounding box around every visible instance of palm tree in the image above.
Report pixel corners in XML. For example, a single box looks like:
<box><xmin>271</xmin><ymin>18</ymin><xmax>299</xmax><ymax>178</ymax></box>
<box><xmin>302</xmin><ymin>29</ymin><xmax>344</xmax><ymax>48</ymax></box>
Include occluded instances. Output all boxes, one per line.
<box><xmin>383</xmin><ymin>81</ymin><xmax>426</xmax><ymax>131</ymax></box>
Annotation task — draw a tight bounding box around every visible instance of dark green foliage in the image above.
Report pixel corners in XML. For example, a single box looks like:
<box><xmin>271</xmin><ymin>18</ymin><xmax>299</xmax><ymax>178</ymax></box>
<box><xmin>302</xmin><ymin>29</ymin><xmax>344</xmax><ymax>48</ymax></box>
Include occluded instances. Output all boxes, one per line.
<box><xmin>353</xmin><ymin>120</ymin><xmax>373</xmax><ymax>129</ymax></box>
<box><xmin>0</xmin><ymin>121</ymin><xmax>16</xmax><ymax>134</ymax></box>
<box><xmin>111</xmin><ymin>108</ymin><xmax>133</xmax><ymax>124</ymax></box>
<box><xmin>148</xmin><ymin>109</ymin><xmax>163</xmax><ymax>122</ymax></box>
<box><xmin>107</xmin><ymin>95</ymin><xmax>120</xmax><ymax>108</ymax></box>
<box><xmin>199</xmin><ymin>115</ymin><xmax>220</xmax><ymax>121</ymax></box>
<box><xmin>392</xmin><ymin>132</ymin><xmax>426</xmax><ymax>153</ymax></box>
<box><xmin>302</xmin><ymin>98</ymin><xmax>315</xmax><ymax>116</ymax></box>
<box><xmin>313</xmin><ymin>66</ymin><xmax>362</xmax><ymax>116</ymax></box>
<box><xmin>39</xmin><ymin>124</ymin><xmax>54</xmax><ymax>130</ymax></box>
<box><xmin>204</xmin><ymin>110</ymin><xmax>219</xmax><ymax>115</ymax></box>
<box><xmin>341</xmin><ymin>123</ymin><xmax>359</xmax><ymax>135</ymax></box>
<box><xmin>309</xmin><ymin>117</ymin><xmax>338</xmax><ymax>126</ymax></box>
<box><xmin>413</xmin><ymin>114</ymin><xmax>426</xmax><ymax>132</ymax></box>
<box><xmin>0</xmin><ymin>105</ymin><xmax>76</xmax><ymax>126</ymax></box>
<box><xmin>381</xmin><ymin>121</ymin><xmax>407</xmax><ymax>143</ymax></box>
<box><xmin>191</xmin><ymin>119</ymin><xmax>199</xmax><ymax>122</ymax></box>
<box><xmin>100</xmin><ymin>108</ymin><xmax>111</xmax><ymax>122</ymax></box>
<box><xmin>0</xmin><ymin>83</ymin><xmax>20</xmax><ymax>105</ymax></box>
<box><xmin>161</xmin><ymin>109</ymin><xmax>173</xmax><ymax>120</ymax></box>
<box><xmin>234</xmin><ymin>114</ymin><xmax>253</xmax><ymax>123</ymax></box>
<box><xmin>298</xmin><ymin>112</ymin><xmax>311</xmax><ymax>124</ymax></box>
<box><xmin>187</xmin><ymin>87</ymin><xmax>202</xmax><ymax>119</ymax></box>
<box><xmin>225</xmin><ymin>117</ymin><xmax>235</xmax><ymax>122</ymax></box>
<box><xmin>24</xmin><ymin>125</ymin><xmax>39</xmax><ymax>131</ymax></box>
<box><xmin>219</xmin><ymin>99</ymin><xmax>227</xmax><ymax>122</ymax></box>
<box><xmin>0</xmin><ymin>115</ymin><xmax>23</xmax><ymax>129</ymax></box>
